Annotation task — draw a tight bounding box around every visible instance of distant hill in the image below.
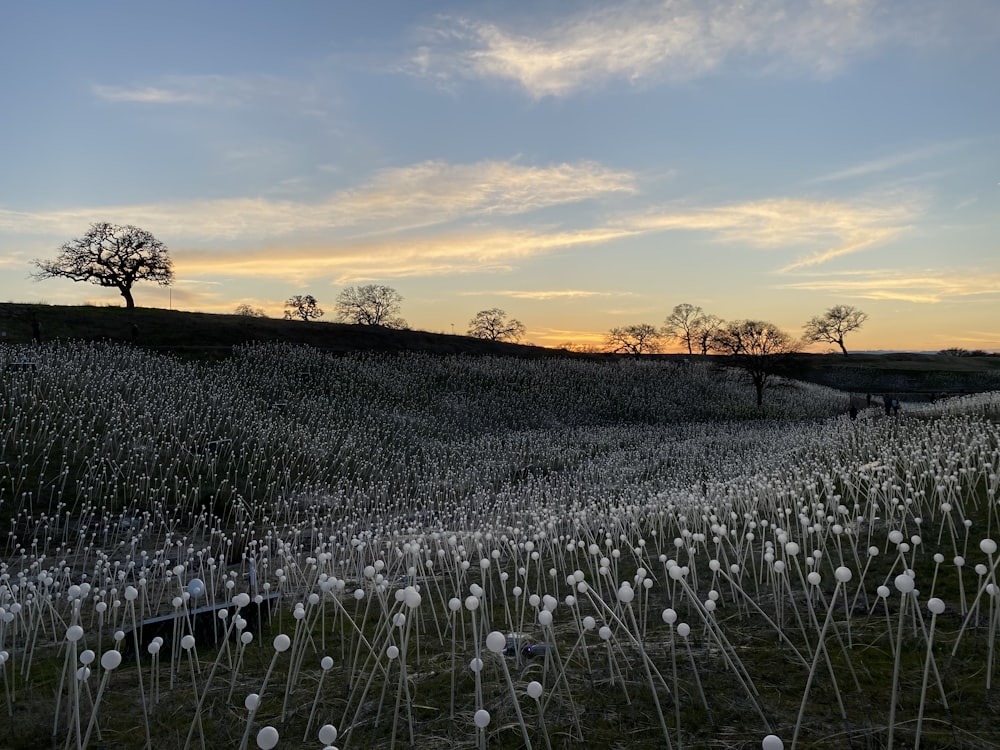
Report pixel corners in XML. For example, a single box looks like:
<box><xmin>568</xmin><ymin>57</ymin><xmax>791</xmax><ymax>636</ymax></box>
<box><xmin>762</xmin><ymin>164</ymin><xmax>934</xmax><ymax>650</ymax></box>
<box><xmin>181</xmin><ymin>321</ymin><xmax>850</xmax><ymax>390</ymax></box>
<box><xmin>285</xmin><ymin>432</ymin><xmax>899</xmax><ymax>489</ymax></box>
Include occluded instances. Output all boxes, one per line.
<box><xmin>3</xmin><ymin>303</ymin><xmax>998</xmax><ymax>400</ymax></box>
<box><xmin>772</xmin><ymin>351</ymin><xmax>1000</xmax><ymax>401</ymax></box>
<box><xmin>0</xmin><ymin>302</ymin><xmax>585</xmax><ymax>359</ymax></box>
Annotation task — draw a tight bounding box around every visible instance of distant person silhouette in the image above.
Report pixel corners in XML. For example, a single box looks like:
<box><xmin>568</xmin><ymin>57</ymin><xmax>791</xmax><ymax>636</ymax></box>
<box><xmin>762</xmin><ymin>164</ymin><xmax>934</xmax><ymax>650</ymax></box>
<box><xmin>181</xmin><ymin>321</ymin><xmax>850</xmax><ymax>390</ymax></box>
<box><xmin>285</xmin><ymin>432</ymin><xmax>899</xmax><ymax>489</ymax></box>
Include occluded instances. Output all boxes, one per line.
<box><xmin>31</xmin><ymin>319</ymin><xmax>42</xmax><ymax>343</ymax></box>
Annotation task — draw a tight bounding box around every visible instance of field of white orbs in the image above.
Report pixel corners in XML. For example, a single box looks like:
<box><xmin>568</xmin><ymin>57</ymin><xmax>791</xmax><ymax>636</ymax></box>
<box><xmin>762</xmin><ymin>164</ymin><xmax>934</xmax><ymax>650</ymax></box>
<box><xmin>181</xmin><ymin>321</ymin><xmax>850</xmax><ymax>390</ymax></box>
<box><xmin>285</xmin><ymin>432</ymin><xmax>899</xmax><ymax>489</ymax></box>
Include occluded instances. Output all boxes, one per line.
<box><xmin>1</xmin><ymin>341</ymin><xmax>1000</xmax><ymax>750</ymax></box>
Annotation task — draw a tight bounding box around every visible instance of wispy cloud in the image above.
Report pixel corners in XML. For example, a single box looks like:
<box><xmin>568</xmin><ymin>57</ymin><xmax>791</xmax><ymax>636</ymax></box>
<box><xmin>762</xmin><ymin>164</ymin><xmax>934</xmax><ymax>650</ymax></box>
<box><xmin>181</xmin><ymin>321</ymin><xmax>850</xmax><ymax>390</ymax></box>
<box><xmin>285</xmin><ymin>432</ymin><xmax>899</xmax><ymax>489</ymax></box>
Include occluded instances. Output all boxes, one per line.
<box><xmin>0</xmin><ymin>159</ymin><xmax>636</xmax><ymax>240</ymax></box>
<box><xmin>806</xmin><ymin>141</ymin><xmax>969</xmax><ymax>184</ymax></box>
<box><xmin>92</xmin><ymin>85</ymin><xmax>205</xmax><ymax>104</ymax></box>
<box><xmin>92</xmin><ymin>74</ymin><xmax>323</xmax><ymax>108</ymax></box>
<box><xmin>459</xmin><ymin>289</ymin><xmax>616</xmax><ymax>300</ymax></box>
<box><xmin>781</xmin><ymin>270</ymin><xmax>1000</xmax><ymax>303</ymax></box>
<box><xmin>167</xmin><ymin>192</ymin><xmax>919</xmax><ymax>284</ymax></box>
<box><xmin>531</xmin><ymin>327</ymin><xmax>610</xmax><ymax>346</ymax></box>
<box><xmin>175</xmin><ymin>226</ymin><xmax>638</xmax><ymax>284</ymax></box>
<box><xmin>628</xmin><ymin>196</ymin><xmax>917</xmax><ymax>270</ymax></box>
<box><xmin>950</xmin><ymin>331</ymin><xmax>1000</xmax><ymax>348</ymax></box>
<box><xmin>408</xmin><ymin>0</ymin><xmax>948</xmax><ymax>97</ymax></box>
<box><xmin>3</xmin><ymin>182</ymin><xmax>919</xmax><ymax>285</ymax></box>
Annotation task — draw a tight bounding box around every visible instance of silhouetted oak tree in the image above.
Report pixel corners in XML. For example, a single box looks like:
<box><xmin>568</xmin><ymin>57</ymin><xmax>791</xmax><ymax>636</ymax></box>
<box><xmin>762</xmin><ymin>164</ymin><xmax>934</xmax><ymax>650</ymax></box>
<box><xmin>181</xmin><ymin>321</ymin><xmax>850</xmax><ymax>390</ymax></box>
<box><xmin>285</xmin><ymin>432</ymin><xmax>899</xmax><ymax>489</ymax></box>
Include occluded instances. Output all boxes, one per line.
<box><xmin>715</xmin><ymin>319</ymin><xmax>799</xmax><ymax>406</ymax></box>
<box><xmin>32</xmin><ymin>222</ymin><xmax>172</xmax><ymax>309</ymax></box>
<box><xmin>283</xmin><ymin>294</ymin><xmax>324</xmax><ymax>321</ymax></box>
<box><xmin>605</xmin><ymin>324</ymin><xmax>662</xmax><ymax>355</ymax></box>
<box><xmin>334</xmin><ymin>285</ymin><xmax>406</xmax><ymax>328</ymax></box>
<box><xmin>803</xmin><ymin>305</ymin><xmax>868</xmax><ymax>356</ymax></box>
<box><xmin>662</xmin><ymin>303</ymin><xmax>705</xmax><ymax>354</ymax></box>
<box><xmin>467</xmin><ymin>308</ymin><xmax>526</xmax><ymax>342</ymax></box>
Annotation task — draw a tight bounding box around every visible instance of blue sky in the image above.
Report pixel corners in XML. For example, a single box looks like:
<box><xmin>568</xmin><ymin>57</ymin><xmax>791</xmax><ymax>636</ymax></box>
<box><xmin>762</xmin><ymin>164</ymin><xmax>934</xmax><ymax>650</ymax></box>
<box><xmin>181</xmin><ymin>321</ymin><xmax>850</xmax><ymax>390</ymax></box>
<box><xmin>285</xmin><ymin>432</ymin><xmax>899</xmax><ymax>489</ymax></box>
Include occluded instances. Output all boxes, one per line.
<box><xmin>1</xmin><ymin>0</ymin><xmax>998</xmax><ymax>350</ymax></box>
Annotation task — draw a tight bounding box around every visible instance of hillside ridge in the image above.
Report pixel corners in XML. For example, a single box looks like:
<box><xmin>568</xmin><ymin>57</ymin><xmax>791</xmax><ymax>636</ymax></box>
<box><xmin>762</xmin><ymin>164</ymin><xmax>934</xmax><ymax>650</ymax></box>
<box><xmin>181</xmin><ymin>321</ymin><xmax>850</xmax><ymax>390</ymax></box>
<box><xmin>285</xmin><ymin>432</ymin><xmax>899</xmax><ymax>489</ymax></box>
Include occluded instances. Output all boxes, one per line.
<box><xmin>3</xmin><ymin>302</ymin><xmax>999</xmax><ymax>398</ymax></box>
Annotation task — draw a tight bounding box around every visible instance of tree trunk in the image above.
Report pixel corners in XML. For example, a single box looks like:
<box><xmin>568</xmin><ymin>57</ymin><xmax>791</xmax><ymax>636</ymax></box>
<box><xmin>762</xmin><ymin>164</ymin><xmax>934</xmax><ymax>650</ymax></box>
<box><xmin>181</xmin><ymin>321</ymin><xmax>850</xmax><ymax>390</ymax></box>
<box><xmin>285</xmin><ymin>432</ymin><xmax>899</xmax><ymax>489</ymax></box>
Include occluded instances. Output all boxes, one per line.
<box><xmin>752</xmin><ymin>372</ymin><xmax>766</xmax><ymax>406</ymax></box>
<box><xmin>120</xmin><ymin>286</ymin><xmax>135</xmax><ymax>309</ymax></box>
<box><xmin>839</xmin><ymin>340</ymin><xmax>849</xmax><ymax>356</ymax></box>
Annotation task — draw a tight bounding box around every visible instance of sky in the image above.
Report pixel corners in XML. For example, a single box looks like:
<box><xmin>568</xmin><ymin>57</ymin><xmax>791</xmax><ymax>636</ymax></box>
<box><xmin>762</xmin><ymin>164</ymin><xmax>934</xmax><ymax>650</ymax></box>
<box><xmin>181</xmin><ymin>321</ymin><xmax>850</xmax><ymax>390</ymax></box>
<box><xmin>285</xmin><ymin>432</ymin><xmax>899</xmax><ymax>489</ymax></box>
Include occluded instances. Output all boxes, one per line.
<box><xmin>1</xmin><ymin>0</ymin><xmax>998</xmax><ymax>352</ymax></box>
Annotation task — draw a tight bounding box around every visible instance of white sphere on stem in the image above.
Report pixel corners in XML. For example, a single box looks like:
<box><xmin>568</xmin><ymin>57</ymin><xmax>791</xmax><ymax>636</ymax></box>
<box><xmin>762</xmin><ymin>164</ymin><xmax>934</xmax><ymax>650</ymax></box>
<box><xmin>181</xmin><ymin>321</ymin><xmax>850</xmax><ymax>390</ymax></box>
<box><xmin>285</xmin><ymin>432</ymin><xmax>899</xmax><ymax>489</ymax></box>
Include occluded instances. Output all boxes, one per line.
<box><xmin>474</xmin><ymin>709</ymin><xmax>491</xmax><ymax>728</ymax></box>
<box><xmin>100</xmin><ymin>650</ymin><xmax>122</xmax><ymax>670</ymax></box>
<box><xmin>486</xmin><ymin>631</ymin><xmax>506</xmax><ymax>654</ymax></box>
<box><xmin>318</xmin><ymin>725</ymin><xmax>338</xmax><ymax>745</ymax></box>
<box><xmin>527</xmin><ymin>681</ymin><xmax>543</xmax><ymax>700</ymax></box>
<box><xmin>256</xmin><ymin>726</ymin><xmax>279</xmax><ymax>750</ymax></box>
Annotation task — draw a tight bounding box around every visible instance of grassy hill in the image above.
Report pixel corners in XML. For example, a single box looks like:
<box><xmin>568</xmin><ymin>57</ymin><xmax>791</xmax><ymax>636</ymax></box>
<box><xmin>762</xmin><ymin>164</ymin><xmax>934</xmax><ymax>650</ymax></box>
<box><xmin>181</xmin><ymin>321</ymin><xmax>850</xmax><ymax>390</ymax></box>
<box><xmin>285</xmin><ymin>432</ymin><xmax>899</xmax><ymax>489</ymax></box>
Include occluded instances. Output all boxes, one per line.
<box><xmin>0</xmin><ymin>302</ymin><xmax>579</xmax><ymax>359</ymax></box>
<box><xmin>2</xmin><ymin>302</ymin><xmax>999</xmax><ymax>398</ymax></box>
<box><xmin>2</xmin><ymin>310</ymin><xmax>1000</xmax><ymax>749</ymax></box>
<box><xmin>773</xmin><ymin>351</ymin><xmax>1000</xmax><ymax>400</ymax></box>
